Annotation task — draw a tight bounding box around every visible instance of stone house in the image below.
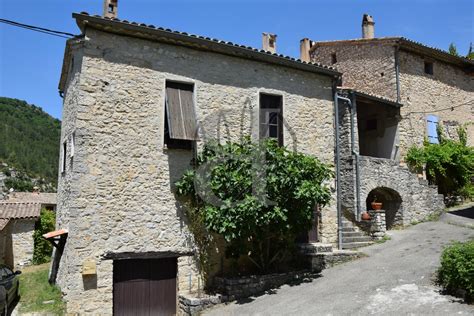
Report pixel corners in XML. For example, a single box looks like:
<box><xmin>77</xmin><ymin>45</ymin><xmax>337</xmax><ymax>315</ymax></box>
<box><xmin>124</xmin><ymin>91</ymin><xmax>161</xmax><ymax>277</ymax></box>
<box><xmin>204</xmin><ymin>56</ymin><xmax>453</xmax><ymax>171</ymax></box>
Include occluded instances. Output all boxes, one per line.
<box><xmin>299</xmin><ymin>14</ymin><xmax>473</xmax><ymax>247</ymax></box>
<box><xmin>0</xmin><ymin>192</ymin><xmax>56</xmax><ymax>268</ymax></box>
<box><xmin>55</xmin><ymin>11</ymin><xmax>341</xmax><ymax>314</ymax></box>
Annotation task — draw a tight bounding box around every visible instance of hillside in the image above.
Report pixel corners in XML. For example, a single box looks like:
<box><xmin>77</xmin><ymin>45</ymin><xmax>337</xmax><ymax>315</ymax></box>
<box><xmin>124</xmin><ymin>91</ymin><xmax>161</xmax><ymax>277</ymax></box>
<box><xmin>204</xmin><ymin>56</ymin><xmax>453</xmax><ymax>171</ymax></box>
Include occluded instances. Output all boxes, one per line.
<box><xmin>0</xmin><ymin>97</ymin><xmax>61</xmax><ymax>190</ymax></box>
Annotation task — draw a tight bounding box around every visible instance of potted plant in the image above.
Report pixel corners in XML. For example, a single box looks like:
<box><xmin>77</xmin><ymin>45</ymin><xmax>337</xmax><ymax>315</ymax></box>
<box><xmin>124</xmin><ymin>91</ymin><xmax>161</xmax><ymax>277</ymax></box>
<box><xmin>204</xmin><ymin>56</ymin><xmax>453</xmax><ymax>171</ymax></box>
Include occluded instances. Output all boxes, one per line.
<box><xmin>371</xmin><ymin>196</ymin><xmax>383</xmax><ymax>211</ymax></box>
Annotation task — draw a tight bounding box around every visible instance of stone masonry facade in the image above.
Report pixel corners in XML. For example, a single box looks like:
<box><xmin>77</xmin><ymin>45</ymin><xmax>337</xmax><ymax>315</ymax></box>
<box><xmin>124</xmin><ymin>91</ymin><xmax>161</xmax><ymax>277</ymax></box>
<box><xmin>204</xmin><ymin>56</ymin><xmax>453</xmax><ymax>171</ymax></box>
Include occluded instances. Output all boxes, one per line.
<box><xmin>311</xmin><ymin>37</ymin><xmax>473</xmax><ymax>229</ymax></box>
<box><xmin>56</xmin><ymin>22</ymin><xmax>338</xmax><ymax>314</ymax></box>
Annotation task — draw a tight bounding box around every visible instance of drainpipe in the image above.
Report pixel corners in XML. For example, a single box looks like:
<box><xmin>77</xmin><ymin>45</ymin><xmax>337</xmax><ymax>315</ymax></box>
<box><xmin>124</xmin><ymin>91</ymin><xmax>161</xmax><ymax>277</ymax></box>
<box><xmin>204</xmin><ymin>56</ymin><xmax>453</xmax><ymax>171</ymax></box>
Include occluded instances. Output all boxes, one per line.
<box><xmin>334</xmin><ymin>91</ymin><xmax>343</xmax><ymax>250</ymax></box>
<box><xmin>395</xmin><ymin>46</ymin><xmax>401</xmax><ymax>103</ymax></box>
<box><xmin>350</xmin><ymin>92</ymin><xmax>361</xmax><ymax>221</ymax></box>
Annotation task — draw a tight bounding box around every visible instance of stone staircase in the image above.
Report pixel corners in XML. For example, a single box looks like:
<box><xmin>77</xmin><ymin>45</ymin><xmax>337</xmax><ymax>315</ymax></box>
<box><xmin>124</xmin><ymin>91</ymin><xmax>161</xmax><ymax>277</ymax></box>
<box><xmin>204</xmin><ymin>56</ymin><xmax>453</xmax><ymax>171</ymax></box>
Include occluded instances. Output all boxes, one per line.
<box><xmin>341</xmin><ymin>218</ymin><xmax>374</xmax><ymax>249</ymax></box>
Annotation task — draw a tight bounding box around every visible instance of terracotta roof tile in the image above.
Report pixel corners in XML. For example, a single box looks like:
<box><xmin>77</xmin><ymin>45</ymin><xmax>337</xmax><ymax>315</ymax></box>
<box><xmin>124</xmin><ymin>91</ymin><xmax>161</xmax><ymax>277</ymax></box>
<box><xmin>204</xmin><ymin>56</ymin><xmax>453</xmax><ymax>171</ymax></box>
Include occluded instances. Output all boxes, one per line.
<box><xmin>6</xmin><ymin>192</ymin><xmax>56</xmax><ymax>205</ymax></box>
<box><xmin>0</xmin><ymin>202</ymin><xmax>42</xmax><ymax>220</ymax></box>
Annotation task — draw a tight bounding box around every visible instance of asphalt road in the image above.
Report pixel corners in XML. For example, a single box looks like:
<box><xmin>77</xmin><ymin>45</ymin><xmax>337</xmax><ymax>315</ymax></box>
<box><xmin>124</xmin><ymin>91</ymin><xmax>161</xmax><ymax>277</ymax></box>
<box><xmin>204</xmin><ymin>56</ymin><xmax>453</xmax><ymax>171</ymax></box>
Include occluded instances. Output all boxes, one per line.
<box><xmin>205</xmin><ymin>214</ymin><xmax>474</xmax><ymax>316</ymax></box>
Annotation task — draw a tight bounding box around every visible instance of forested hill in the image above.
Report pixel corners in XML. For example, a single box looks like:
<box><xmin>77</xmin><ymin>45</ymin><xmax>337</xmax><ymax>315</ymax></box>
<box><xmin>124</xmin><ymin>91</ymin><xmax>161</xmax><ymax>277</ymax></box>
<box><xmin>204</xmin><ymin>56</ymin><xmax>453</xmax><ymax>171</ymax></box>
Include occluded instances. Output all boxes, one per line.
<box><xmin>0</xmin><ymin>97</ymin><xmax>61</xmax><ymax>187</ymax></box>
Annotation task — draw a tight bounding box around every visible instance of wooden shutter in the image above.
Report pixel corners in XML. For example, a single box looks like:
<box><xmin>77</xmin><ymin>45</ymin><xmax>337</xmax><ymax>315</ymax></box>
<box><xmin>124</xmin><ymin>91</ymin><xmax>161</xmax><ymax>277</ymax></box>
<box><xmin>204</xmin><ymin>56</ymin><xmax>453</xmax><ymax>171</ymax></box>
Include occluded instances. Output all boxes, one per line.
<box><xmin>426</xmin><ymin>114</ymin><xmax>439</xmax><ymax>144</ymax></box>
<box><xmin>165</xmin><ymin>82</ymin><xmax>197</xmax><ymax>140</ymax></box>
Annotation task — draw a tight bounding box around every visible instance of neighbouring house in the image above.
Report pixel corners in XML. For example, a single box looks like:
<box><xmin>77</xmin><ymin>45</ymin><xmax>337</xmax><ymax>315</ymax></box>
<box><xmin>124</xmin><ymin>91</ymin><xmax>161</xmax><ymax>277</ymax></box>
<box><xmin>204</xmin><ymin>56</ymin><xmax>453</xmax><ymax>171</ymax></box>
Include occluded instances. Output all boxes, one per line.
<box><xmin>55</xmin><ymin>9</ymin><xmax>341</xmax><ymax>314</ymax></box>
<box><xmin>0</xmin><ymin>192</ymin><xmax>56</xmax><ymax>268</ymax></box>
<box><xmin>299</xmin><ymin>14</ymin><xmax>474</xmax><ymax>248</ymax></box>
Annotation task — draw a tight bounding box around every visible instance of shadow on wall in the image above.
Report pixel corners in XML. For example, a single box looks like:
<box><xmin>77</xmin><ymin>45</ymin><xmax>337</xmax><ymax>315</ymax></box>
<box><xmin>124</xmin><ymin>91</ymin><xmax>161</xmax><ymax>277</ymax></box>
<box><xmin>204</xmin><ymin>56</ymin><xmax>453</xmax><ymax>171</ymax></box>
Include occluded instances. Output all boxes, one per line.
<box><xmin>366</xmin><ymin>187</ymin><xmax>402</xmax><ymax>229</ymax></box>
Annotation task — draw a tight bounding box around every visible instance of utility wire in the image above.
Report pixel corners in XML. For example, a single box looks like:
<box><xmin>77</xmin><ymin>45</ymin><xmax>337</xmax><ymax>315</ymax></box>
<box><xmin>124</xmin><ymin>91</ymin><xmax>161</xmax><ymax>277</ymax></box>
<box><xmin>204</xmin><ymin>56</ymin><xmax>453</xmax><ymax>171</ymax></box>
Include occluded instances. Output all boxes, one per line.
<box><xmin>0</xmin><ymin>18</ymin><xmax>76</xmax><ymax>39</ymax></box>
<box><xmin>405</xmin><ymin>99</ymin><xmax>474</xmax><ymax>115</ymax></box>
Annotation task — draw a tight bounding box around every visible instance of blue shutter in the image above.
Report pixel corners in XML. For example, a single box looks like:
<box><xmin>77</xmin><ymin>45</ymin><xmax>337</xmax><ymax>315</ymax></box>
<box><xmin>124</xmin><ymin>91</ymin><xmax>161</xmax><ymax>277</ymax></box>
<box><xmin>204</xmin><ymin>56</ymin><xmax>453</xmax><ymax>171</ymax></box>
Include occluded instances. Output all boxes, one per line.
<box><xmin>426</xmin><ymin>115</ymin><xmax>439</xmax><ymax>144</ymax></box>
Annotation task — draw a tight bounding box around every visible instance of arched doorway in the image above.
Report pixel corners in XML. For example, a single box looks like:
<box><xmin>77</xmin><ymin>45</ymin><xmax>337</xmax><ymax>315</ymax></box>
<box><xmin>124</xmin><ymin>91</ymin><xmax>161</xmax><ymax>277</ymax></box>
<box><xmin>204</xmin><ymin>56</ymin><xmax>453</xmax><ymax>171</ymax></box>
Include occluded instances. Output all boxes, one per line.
<box><xmin>366</xmin><ymin>187</ymin><xmax>402</xmax><ymax>229</ymax></box>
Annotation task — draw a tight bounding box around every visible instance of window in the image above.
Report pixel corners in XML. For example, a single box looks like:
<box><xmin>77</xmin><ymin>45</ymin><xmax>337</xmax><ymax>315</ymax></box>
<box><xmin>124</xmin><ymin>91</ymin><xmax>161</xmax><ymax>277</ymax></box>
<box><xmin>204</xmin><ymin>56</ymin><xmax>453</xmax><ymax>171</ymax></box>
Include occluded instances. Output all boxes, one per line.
<box><xmin>164</xmin><ymin>81</ymin><xmax>197</xmax><ymax>149</ymax></box>
<box><xmin>70</xmin><ymin>132</ymin><xmax>75</xmax><ymax>158</ymax></box>
<box><xmin>260</xmin><ymin>94</ymin><xmax>283</xmax><ymax>146</ymax></box>
<box><xmin>331</xmin><ymin>53</ymin><xmax>337</xmax><ymax>65</ymax></box>
<box><xmin>61</xmin><ymin>141</ymin><xmax>67</xmax><ymax>173</ymax></box>
<box><xmin>426</xmin><ymin>114</ymin><xmax>439</xmax><ymax>144</ymax></box>
<box><xmin>424</xmin><ymin>61</ymin><xmax>434</xmax><ymax>75</ymax></box>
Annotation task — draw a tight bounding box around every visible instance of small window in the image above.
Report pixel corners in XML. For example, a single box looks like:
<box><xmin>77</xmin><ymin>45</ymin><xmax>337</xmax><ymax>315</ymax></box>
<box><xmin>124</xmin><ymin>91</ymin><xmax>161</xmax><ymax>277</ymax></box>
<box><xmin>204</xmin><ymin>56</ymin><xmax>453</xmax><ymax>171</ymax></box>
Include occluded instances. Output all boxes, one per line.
<box><xmin>260</xmin><ymin>94</ymin><xmax>283</xmax><ymax>146</ymax></box>
<box><xmin>61</xmin><ymin>141</ymin><xmax>67</xmax><ymax>174</ymax></box>
<box><xmin>331</xmin><ymin>53</ymin><xmax>337</xmax><ymax>65</ymax></box>
<box><xmin>426</xmin><ymin>114</ymin><xmax>439</xmax><ymax>144</ymax></box>
<box><xmin>164</xmin><ymin>81</ymin><xmax>197</xmax><ymax>149</ymax></box>
<box><xmin>70</xmin><ymin>133</ymin><xmax>75</xmax><ymax>158</ymax></box>
<box><xmin>424</xmin><ymin>61</ymin><xmax>433</xmax><ymax>75</ymax></box>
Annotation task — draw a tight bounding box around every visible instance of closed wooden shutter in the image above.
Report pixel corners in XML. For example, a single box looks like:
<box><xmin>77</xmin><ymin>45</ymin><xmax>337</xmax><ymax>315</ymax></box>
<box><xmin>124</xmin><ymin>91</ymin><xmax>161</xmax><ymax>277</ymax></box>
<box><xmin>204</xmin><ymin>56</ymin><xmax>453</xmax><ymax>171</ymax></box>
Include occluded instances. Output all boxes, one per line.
<box><xmin>426</xmin><ymin>114</ymin><xmax>439</xmax><ymax>144</ymax></box>
<box><xmin>165</xmin><ymin>82</ymin><xmax>197</xmax><ymax>141</ymax></box>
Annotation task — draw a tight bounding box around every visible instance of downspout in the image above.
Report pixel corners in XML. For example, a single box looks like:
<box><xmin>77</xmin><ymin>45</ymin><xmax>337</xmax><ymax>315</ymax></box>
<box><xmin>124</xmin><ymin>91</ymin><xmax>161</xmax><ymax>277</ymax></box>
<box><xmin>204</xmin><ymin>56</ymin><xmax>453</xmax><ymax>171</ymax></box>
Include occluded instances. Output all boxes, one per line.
<box><xmin>395</xmin><ymin>45</ymin><xmax>401</xmax><ymax>103</ymax></box>
<box><xmin>350</xmin><ymin>92</ymin><xmax>361</xmax><ymax>221</ymax></box>
<box><xmin>334</xmin><ymin>90</ymin><xmax>342</xmax><ymax>250</ymax></box>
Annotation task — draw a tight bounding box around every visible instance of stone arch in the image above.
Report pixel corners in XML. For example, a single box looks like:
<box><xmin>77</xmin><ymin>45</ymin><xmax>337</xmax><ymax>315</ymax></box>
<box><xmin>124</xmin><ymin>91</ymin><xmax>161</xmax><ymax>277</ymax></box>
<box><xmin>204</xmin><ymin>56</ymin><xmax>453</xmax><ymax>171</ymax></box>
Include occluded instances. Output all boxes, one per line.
<box><xmin>366</xmin><ymin>187</ymin><xmax>403</xmax><ymax>229</ymax></box>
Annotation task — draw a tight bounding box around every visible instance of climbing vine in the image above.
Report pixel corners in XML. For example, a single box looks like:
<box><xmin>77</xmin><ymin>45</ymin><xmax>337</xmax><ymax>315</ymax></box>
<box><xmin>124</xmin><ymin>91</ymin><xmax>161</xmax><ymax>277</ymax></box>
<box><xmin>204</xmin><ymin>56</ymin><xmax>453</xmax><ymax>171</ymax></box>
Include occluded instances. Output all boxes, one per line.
<box><xmin>406</xmin><ymin>126</ymin><xmax>474</xmax><ymax>201</ymax></box>
<box><xmin>176</xmin><ymin>138</ymin><xmax>333</xmax><ymax>273</ymax></box>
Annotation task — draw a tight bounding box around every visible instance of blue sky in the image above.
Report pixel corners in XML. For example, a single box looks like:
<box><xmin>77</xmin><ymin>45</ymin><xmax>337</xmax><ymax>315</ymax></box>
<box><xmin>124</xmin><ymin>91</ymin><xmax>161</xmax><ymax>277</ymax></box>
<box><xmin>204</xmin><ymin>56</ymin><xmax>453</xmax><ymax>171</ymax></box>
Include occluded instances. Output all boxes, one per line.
<box><xmin>0</xmin><ymin>0</ymin><xmax>472</xmax><ymax>119</ymax></box>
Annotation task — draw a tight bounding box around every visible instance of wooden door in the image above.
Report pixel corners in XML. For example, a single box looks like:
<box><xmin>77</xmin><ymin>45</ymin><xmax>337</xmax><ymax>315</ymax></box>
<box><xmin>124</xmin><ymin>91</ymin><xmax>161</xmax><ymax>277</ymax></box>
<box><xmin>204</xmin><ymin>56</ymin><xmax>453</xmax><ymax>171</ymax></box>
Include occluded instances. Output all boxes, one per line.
<box><xmin>113</xmin><ymin>258</ymin><xmax>177</xmax><ymax>316</ymax></box>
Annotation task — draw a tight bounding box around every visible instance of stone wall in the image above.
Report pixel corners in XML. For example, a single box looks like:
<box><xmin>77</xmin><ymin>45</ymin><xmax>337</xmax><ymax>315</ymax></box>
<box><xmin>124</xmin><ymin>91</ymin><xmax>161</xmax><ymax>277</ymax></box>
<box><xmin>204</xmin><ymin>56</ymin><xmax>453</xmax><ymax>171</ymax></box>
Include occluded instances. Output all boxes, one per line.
<box><xmin>311</xmin><ymin>42</ymin><xmax>397</xmax><ymax>100</ymax></box>
<box><xmin>56</xmin><ymin>27</ymin><xmax>337</xmax><ymax>314</ymax></box>
<box><xmin>0</xmin><ymin>219</ymin><xmax>36</xmax><ymax>268</ymax></box>
<box><xmin>398</xmin><ymin>50</ymin><xmax>474</xmax><ymax>154</ymax></box>
<box><xmin>357</xmin><ymin>156</ymin><xmax>444</xmax><ymax>225</ymax></box>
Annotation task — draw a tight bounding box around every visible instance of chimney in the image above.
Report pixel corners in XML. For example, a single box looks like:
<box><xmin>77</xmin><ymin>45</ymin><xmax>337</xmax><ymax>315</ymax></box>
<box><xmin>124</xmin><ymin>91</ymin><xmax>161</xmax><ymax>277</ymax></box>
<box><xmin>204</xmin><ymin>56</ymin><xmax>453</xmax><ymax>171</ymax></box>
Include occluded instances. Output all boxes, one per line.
<box><xmin>362</xmin><ymin>14</ymin><xmax>375</xmax><ymax>39</ymax></box>
<box><xmin>103</xmin><ymin>0</ymin><xmax>118</xmax><ymax>19</ymax></box>
<box><xmin>262</xmin><ymin>33</ymin><xmax>277</xmax><ymax>53</ymax></box>
<box><xmin>300</xmin><ymin>38</ymin><xmax>312</xmax><ymax>62</ymax></box>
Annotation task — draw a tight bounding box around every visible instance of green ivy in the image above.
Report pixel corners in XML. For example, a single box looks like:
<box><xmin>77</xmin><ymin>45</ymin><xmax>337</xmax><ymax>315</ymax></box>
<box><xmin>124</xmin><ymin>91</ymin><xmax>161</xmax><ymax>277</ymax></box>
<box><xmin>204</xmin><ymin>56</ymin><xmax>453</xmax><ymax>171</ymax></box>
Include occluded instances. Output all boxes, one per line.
<box><xmin>406</xmin><ymin>126</ymin><xmax>474</xmax><ymax>200</ymax></box>
<box><xmin>176</xmin><ymin>138</ymin><xmax>333</xmax><ymax>273</ymax></box>
<box><xmin>437</xmin><ymin>240</ymin><xmax>474</xmax><ymax>302</ymax></box>
<box><xmin>32</xmin><ymin>209</ymin><xmax>56</xmax><ymax>264</ymax></box>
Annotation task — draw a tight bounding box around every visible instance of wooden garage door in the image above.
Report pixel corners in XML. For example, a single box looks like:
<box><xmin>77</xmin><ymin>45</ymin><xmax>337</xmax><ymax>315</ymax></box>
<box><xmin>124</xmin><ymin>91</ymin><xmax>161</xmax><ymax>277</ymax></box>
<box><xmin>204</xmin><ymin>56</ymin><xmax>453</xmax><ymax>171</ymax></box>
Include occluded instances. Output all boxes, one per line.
<box><xmin>113</xmin><ymin>258</ymin><xmax>177</xmax><ymax>316</ymax></box>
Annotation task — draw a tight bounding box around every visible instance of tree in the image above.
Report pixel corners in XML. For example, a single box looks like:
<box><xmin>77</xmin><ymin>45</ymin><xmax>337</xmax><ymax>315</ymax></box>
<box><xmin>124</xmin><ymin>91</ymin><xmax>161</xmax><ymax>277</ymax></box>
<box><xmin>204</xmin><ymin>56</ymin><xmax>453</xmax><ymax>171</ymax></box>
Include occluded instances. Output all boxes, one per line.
<box><xmin>176</xmin><ymin>139</ymin><xmax>333</xmax><ymax>273</ymax></box>
<box><xmin>448</xmin><ymin>43</ymin><xmax>459</xmax><ymax>57</ymax></box>
<box><xmin>467</xmin><ymin>42</ymin><xmax>474</xmax><ymax>60</ymax></box>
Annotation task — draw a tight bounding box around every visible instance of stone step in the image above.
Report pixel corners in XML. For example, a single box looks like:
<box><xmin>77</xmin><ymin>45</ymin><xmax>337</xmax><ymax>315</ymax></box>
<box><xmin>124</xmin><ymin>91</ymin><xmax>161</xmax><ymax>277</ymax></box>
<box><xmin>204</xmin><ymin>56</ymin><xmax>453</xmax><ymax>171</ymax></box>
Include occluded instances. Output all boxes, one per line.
<box><xmin>341</xmin><ymin>227</ymin><xmax>358</xmax><ymax>232</ymax></box>
<box><xmin>342</xmin><ymin>236</ymin><xmax>373</xmax><ymax>243</ymax></box>
<box><xmin>341</xmin><ymin>231</ymin><xmax>367</xmax><ymax>237</ymax></box>
<box><xmin>341</xmin><ymin>241</ymin><xmax>374</xmax><ymax>249</ymax></box>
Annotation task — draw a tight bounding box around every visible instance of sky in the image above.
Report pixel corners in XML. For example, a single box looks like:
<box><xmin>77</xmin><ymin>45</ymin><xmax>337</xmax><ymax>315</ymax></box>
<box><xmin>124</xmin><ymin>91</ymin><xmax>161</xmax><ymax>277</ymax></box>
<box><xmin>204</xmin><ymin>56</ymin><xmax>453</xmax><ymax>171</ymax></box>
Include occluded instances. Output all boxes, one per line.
<box><xmin>0</xmin><ymin>0</ymin><xmax>472</xmax><ymax>120</ymax></box>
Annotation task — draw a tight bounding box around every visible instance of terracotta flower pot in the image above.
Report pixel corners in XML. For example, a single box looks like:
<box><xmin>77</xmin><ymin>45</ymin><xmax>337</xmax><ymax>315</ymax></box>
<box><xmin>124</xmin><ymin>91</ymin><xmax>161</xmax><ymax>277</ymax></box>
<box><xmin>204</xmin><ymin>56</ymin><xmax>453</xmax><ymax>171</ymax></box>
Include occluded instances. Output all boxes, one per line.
<box><xmin>371</xmin><ymin>202</ymin><xmax>383</xmax><ymax>210</ymax></box>
<box><xmin>361</xmin><ymin>211</ymin><xmax>371</xmax><ymax>220</ymax></box>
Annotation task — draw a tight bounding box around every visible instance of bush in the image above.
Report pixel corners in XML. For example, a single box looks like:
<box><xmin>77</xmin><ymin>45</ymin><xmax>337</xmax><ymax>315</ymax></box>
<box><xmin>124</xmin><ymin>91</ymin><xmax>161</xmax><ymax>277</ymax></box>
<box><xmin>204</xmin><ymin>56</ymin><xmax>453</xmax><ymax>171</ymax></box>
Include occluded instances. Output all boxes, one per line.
<box><xmin>437</xmin><ymin>240</ymin><xmax>474</xmax><ymax>302</ymax></box>
<box><xmin>176</xmin><ymin>139</ymin><xmax>333</xmax><ymax>273</ymax></box>
<box><xmin>32</xmin><ymin>209</ymin><xmax>56</xmax><ymax>264</ymax></box>
<box><xmin>406</xmin><ymin>126</ymin><xmax>474</xmax><ymax>200</ymax></box>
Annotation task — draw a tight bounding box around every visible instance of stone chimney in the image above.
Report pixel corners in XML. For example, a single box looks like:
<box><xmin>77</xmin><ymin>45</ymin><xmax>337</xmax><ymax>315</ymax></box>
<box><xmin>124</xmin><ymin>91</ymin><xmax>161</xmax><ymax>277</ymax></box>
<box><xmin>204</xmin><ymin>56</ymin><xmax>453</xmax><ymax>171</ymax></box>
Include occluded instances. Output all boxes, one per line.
<box><xmin>300</xmin><ymin>38</ymin><xmax>312</xmax><ymax>62</ymax></box>
<box><xmin>103</xmin><ymin>0</ymin><xmax>118</xmax><ymax>19</ymax></box>
<box><xmin>262</xmin><ymin>33</ymin><xmax>277</xmax><ymax>53</ymax></box>
<box><xmin>362</xmin><ymin>14</ymin><xmax>375</xmax><ymax>39</ymax></box>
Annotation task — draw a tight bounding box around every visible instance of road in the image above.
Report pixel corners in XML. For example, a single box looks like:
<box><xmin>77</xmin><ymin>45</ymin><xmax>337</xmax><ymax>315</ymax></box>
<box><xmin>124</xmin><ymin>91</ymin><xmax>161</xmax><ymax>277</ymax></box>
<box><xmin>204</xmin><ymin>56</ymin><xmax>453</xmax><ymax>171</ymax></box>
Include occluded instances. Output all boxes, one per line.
<box><xmin>205</xmin><ymin>213</ymin><xmax>474</xmax><ymax>316</ymax></box>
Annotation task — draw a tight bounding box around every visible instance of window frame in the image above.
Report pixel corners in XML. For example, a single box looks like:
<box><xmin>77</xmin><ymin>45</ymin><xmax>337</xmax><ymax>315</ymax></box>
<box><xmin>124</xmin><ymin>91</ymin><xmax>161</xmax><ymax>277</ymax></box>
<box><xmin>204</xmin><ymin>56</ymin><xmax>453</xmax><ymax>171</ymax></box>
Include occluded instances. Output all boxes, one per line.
<box><xmin>426</xmin><ymin>114</ymin><xmax>439</xmax><ymax>144</ymax></box>
<box><xmin>259</xmin><ymin>92</ymin><xmax>284</xmax><ymax>146</ymax></box>
<box><xmin>163</xmin><ymin>80</ymin><xmax>196</xmax><ymax>150</ymax></box>
<box><xmin>61</xmin><ymin>140</ymin><xmax>67</xmax><ymax>174</ymax></box>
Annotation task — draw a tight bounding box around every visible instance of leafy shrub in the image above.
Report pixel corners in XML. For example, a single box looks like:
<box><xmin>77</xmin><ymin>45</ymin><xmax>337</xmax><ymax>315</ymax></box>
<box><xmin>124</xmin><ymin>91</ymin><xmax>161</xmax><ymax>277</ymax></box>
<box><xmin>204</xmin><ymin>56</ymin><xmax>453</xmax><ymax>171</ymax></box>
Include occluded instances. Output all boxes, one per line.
<box><xmin>437</xmin><ymin>240</ymin><xmax>474</xmax><ymax>302</ymax></box>
<box><xmin>33</xmin><ymin>209</ymin><xmax>56</xmax><ymax>264</ymax></box>
<box><xmin>406</xmin><ymin>126</ymin><xmax>474</xmax><ymax>200</ymax></box>
<box><xmin>176</xmin><ymin>139</ymin><xmax>333</xmax><ymax>273</ymax></box>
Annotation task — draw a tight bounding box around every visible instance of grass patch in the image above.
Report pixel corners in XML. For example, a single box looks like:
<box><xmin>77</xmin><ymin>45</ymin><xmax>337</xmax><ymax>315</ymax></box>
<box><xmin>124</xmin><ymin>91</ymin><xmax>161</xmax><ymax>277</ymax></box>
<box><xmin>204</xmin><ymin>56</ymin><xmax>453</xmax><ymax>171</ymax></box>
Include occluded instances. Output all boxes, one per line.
<box><xmin>375</xmin><ymin>235</ymin><xmax>391</xmax><ymax>244</ymax></box>
<box><xmin>18</xmin><ymin>263</ymin><xmax>65</xmax><ymax>315</ymax></box>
